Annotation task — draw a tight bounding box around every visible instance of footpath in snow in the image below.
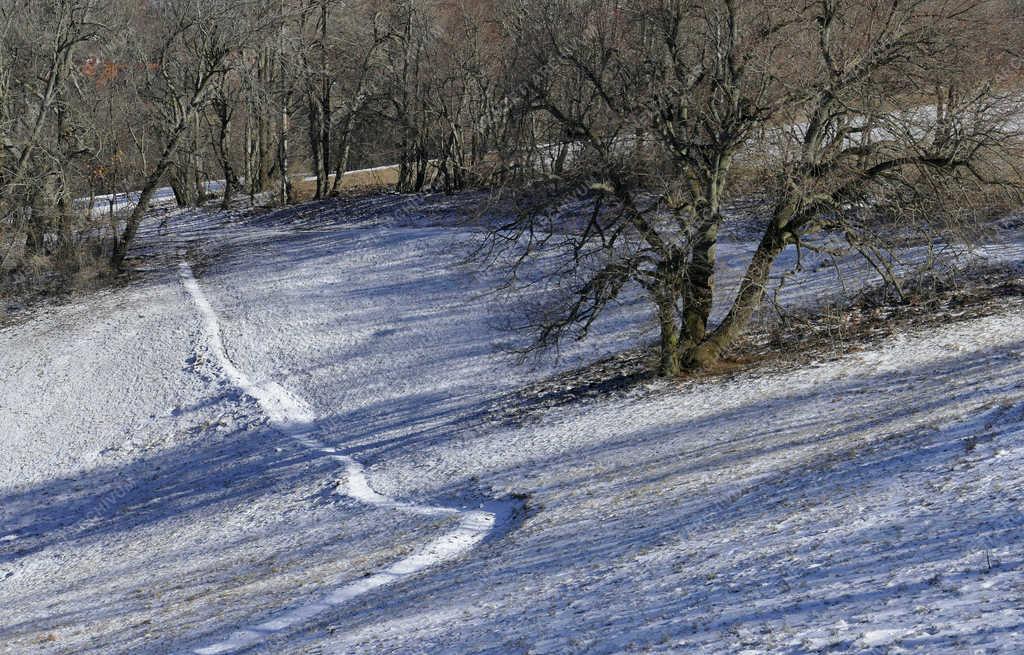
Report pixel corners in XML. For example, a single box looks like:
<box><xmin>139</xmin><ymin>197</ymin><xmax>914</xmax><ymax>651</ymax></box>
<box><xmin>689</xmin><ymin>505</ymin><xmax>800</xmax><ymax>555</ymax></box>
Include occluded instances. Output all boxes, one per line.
<box><xmin>1</xmin><ymin>194</ymin><xmax>1024</xmax><ymax>654</ymax></box>
<box><xmin>177</xmin><ymin>256</ymin><xmax>517</xmax><ymax>654</ymax></box>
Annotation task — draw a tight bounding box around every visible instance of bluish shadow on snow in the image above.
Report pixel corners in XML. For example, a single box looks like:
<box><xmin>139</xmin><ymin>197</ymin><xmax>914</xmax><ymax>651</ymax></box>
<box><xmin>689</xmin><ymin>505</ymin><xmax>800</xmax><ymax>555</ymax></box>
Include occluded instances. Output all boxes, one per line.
<box><xmin>6</xmin><ymin>192</ymin><xmax>1024</xmax><ymax>653</ymax></box>
<box><xmin>224</xmin><ymin>342</ymin><xmax>1024</xmax><ymax>655</ymax></box>
<box><xmin>2</xmin><ymin>339</ymin><xmax>1023</xmax><ymax>653</ymax></box>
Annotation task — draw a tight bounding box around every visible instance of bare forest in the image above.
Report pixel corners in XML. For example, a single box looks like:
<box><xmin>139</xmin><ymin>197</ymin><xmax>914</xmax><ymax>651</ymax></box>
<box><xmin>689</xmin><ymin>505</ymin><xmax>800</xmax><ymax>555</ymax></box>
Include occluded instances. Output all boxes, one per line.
<box><xmin>3</xmin><ymin>0</ymin><xmax>1024</xmax><ymax>373</ymax></box>
<box><xmin>10</xmin><ymin>4</ymin><xmax>1024</xmax><ymax>654</ymax></box>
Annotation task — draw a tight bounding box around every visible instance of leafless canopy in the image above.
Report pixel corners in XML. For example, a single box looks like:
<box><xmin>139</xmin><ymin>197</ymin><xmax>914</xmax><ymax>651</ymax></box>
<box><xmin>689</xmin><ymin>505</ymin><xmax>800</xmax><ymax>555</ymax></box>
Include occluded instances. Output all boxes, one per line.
<box><xmin>482</xmin><ymin>0</ymin><xmax>1024</xmax><ymax>373</ymax></box>
<box><xmin>1</xmin><ymin>0</ymin><xmax>1022</xmax><ymax>374</ymax></box>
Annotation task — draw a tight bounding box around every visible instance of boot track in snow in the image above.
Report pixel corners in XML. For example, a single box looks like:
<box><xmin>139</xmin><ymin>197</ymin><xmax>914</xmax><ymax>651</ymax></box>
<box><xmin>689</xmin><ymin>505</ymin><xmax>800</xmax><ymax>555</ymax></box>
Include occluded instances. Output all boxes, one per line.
<box><xmin>178</xmin><ymin>257</ymin><xmax>516</xmax><ymax>654</ymax></box>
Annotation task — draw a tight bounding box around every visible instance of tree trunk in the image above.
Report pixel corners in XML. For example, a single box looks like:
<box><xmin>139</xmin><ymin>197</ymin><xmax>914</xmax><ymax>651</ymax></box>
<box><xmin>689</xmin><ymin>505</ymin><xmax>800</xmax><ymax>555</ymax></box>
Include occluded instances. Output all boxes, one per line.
<box><xmin>307</xmin><ymin>96</ymin><xmax>323</xmax><ymax>198</ymax></box>
<box><xmin>655</xmin><ymin>289</ymin><xmax>681</xmax><ymax>377</ymax></box>
<box><xmin>680</xmin><ymin>216</ymin><xmax>719</xmax><ymax>348</ymax></box>
<box><xmin>278</xmin><ymin>95</ymin><xmax>292</xmax><ymax>204</ymax></box>
<box><xmin>316</xmin><ymin>0</ymin><xmax>331</xmax><ymax>198</ymax></box>
<box><xmin>170</xmin><ymin>163</ymin><xmax>199</xmax><ymax>207</ymax></box>
<box><xmin>216</xmin><ymin>104</ymin><xmax>237</xmax><ymax>210</ymax></box>
<box><xmin>413</xmin><ymin>140</ymin><xmax>429</xmax><ymax>191</ymax></box>
<box><xmin>249</xmin><ymin>48</ymin><xmax>272</xmax><ymax>198</ymax></box>
<box><xmin>328</xmin><ymin>112</ymin><xmax>355</xmax><ymax>196</ymax></box>
<box><xmin>110</xmin><ymin>110</ymin><xmax>200</xmax><ymax>268</ymax></box>
<box><xmin>191</xmin><ymin>112</ymin><xmax>205</xmax><ymax>204</ymax></box>
<box><xmin>244</xmin><ymin>115</ymin><xmax>254</xmax><ymax>202</ymax></box>
<box><xmin>0</xmin><ymin>39</ymin><xmax>74</xmax><ymax>221</ymax></box>
<box><xmin>318</xmin><ymin>84</ymin><xmax>331</xmax><ymax>197</ymax></box>
<box><xmin>687</xmin><ymin>225</ymin><xmax>789</xmax><ymax>368</ymax></box>
<box><xmin>277</xmin><ymin>13</ymin><xmax>293</xmax><ymax>206</ymax></box>
<box><xmin>553</xmin><ymin>141</ymin><xmax>569</xmax><ymax>175</ymax></box>
<box><xmin>110</xmin><ymin>159</ymin><xmax>173</xmax><ymax>269</ymax></box>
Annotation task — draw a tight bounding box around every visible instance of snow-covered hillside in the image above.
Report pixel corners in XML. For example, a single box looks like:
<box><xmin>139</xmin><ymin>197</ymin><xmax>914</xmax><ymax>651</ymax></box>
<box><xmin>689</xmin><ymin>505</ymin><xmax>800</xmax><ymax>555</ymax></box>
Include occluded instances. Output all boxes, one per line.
<box><xmin>2</xmin><ymin>195</ymin><xmax>1023</xmax><ymax>654</ymax></box>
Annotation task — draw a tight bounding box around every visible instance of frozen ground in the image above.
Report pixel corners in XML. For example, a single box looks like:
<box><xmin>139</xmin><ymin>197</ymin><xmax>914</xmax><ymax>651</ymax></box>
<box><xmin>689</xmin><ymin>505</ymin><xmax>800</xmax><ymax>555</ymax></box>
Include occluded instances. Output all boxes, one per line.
<box><xmin>2</xmin><ymin>194</ymin><xmax>1024</xmax><ymax>654</ymax></box>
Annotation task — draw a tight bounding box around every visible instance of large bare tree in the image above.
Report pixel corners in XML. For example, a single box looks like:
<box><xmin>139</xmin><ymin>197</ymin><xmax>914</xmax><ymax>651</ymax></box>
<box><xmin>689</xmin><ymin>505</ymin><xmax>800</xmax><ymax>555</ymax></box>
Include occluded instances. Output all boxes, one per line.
<box><xmin>486</xmin><ymin>0</ymin><xmax>1023</xmax><ymax>375</ymax></box>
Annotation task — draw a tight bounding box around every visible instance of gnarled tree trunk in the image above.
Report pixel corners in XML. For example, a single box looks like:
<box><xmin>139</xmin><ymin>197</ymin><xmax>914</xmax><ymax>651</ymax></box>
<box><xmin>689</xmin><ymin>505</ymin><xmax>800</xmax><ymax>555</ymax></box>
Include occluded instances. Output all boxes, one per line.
<box><xmin>687</xmin><ymin>224</ymin><xmax>790</xmax><ymax>368</ymax></box>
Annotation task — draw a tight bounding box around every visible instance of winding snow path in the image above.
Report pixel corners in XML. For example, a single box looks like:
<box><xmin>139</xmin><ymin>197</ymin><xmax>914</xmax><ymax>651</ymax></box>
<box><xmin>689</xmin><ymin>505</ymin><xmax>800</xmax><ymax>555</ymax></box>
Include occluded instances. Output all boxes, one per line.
<box><xmin>177</xmin><ymin>257</ymin><xmax>506</xmax><ymax>654</ymax></box>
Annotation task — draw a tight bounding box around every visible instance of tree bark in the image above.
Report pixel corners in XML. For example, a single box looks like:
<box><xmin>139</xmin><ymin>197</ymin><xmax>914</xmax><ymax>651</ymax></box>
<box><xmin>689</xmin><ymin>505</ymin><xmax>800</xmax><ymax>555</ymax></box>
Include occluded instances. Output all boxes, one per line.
<box><xmin>277</xmin><ymin>8</ymin><xmax>293</xmax><ymax>205</ymax></box>
<box><xmin>316</xmin><ymin>0</ymin><xmax>331</xmax><ymax>198</ymax></box>
<box><xmin>110</xmin><ymin>89</ymin><xmax>211</xmax><ymax>268</ymax></box>
<box><xmin>215</xmin><ymin>101</ymin><xmax>238</xmax><ymax>209</ymax></box>
<box><xmin>110</xmin><ymin>156</ymin><xmax>175</xmax><ymax>269</ymax></box>
<box><xmin>655</xmin><ymin>289</ymin><xmax>681</xmax><ymax>377</ymax></box>
<box><xmin>278</xmin><ymin>93</ymin><xmax>292</xmax><ymax>204</ymax></box>
<box><xmin>328</xmin><ymin>112</ymin><xmax>356</xmax><ymax>196</ymax></box>
<box><xmin>680</xmin><ymin>216</ymin><xmax>719</xmax><ymax>348</ymax></box>
<box><xmin>688</xmin><ymin>225</ymin><xmax>789</xmax><ymax>368</ymax></box>
<box><xmin>307</xmin><ymin>96</ymin><xmax>323</xmax><ymax>198</ymax></box>
<box><xmin>0</xmin><ymin>27</ymin><xmax>76</xmax><ymax>221</ymax></box>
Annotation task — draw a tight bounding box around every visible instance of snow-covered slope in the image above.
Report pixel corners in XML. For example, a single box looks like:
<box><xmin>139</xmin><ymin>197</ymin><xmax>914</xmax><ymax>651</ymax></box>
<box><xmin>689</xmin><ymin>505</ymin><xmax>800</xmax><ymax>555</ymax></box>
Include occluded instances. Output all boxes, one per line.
<box><xmin>2</xmin><ymin>196</ymin><xmax>1023</xmax><ymax>654</ymax></box>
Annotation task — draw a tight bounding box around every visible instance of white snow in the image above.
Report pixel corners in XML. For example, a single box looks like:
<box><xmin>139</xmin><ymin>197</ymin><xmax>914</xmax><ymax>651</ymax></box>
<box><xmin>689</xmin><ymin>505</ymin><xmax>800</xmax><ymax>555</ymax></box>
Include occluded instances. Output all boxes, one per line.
<box><xmin>2</xmin><ymin>194</ymin><xmax>1024</xmax><ymax>654</ymax></box>
<box><xmin>177</xmin><ymin>256</ymin><xmax>509</xmax><ymax>654</ymax></box>
<box><xmin>861</xmin><ymin>628</ymin><xmax>908</xmax><ymax>647</ymax></box>
<box><xmin>75</xmin><ymin>182</ymin><xmax>226</xmax><ymax>217</ymax></box>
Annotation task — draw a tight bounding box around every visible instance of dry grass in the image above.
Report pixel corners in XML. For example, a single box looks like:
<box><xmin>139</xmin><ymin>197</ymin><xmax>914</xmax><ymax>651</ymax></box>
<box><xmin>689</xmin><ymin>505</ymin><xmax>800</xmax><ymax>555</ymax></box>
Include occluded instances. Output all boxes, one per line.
<box><xmin>495</xmin><ymin>262</ymin><xmax>1024</xmax><ymax>419</ymax></box>
<box><xmin>1</xmin><ymin>232</ymin><xmax>114</xmax><ymax>320</ymax></box>
<box><xmin>739</xmin><ymin>263</ymin><xmax>1024</xmax><ymax>365</ymax></box>
<box><xmin>289</xmin><ymin>166</ymin><xmax>400</xmax><ymax>202</ymax></box>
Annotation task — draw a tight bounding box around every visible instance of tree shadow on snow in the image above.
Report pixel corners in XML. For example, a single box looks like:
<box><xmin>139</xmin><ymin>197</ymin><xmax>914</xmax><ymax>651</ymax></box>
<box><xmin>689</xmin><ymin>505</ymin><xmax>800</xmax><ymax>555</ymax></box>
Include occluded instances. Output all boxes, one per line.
<box><xmin>3</xmin><ymin>196</ymin><xmax>1023</xmax><ymax>652</ymax></box>
<box><xmin>239</xmin><ymin>340</ymin><xmax>1024</xmax><ymax>654</ymax></box>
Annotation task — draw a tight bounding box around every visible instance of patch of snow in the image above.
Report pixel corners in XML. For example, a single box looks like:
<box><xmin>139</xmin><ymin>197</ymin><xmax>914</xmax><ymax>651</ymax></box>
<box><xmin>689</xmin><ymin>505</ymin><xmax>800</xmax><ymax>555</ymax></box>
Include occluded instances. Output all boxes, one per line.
<box><xmin>4</xmin><ymin>194</ymin><xmax>1024</xmax><ymax>654</ymax></box>
<box><xmin>177</xmin><ymin>258</ymin><xmax>514</xmax><ymax>654</ymax></box>
<box><xmin>861</xmin><ymin>628</ymin><xmax>908</xmax><ymax>646</ymax></box>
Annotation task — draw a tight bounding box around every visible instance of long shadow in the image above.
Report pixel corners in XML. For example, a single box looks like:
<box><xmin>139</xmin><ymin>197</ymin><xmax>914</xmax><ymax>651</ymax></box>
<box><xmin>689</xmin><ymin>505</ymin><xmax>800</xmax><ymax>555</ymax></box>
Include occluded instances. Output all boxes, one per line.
<box><xmin>230</xmin><ymin>342</ymin><xmax>1024</xmax><ymax>653</ymax></box>
<box><xmin>0</xmin><ymin>405</ymin><xmax>468</xmax><ymax>653</ymax></box>
<box><xmin>2</xmin><ymin>339</ymin><xmax>1022</xmax><ymax>652</ymax></box>
<box><xmin>1</xmin><ymin>414</ymin><xmax>334</xmax><ymax>565</ymax></box>
<box><xmin>287</xmin><ymin>334</ymin><xmax>1024</xmax><ymax>477</ymax></box>
<box><xmin>6</xmin><ymin>196</ymin><xmax>1023</xmax><ymax>652</ymax></box>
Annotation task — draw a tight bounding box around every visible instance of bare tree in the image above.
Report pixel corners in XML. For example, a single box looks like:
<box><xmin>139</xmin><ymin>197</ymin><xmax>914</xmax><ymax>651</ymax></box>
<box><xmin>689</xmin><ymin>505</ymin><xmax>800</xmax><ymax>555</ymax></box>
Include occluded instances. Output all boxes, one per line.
<box><xmin>210</xmin><ymin>70</ymin><xmax>242</xmax><ymax>209</ymax></box>
<box><xmin>486</xmin><ymin>0</ymin><xmax>797</xmax><ymax>374</ymax></box>
<box><xmin>0</xmin><ymin>0</ymin><xmax>105</xmax><ymax>246</ymax></box>
<box><xmin>689</xmin><ymin>0</ymin><xmax>1024</xmax><ymax>366</ymax></box>
<box><xmin>328</xmin><ymin>1</ymin><xmax>388</xmax><ymax>196</ymax></box>
<box><xmin>486</xmin><ymin>0</ymin><xmax>1023</xmax><ymax>375</ymax></box>
<box><xmin>2</xmin><ymin>0</ymin><xmax>1022</xmax><ymax>359</ymax></box>
<box><xmin>110</xmin><ymin>0</ymin><xmax>269</xmax><ymax>268</ymax></box>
